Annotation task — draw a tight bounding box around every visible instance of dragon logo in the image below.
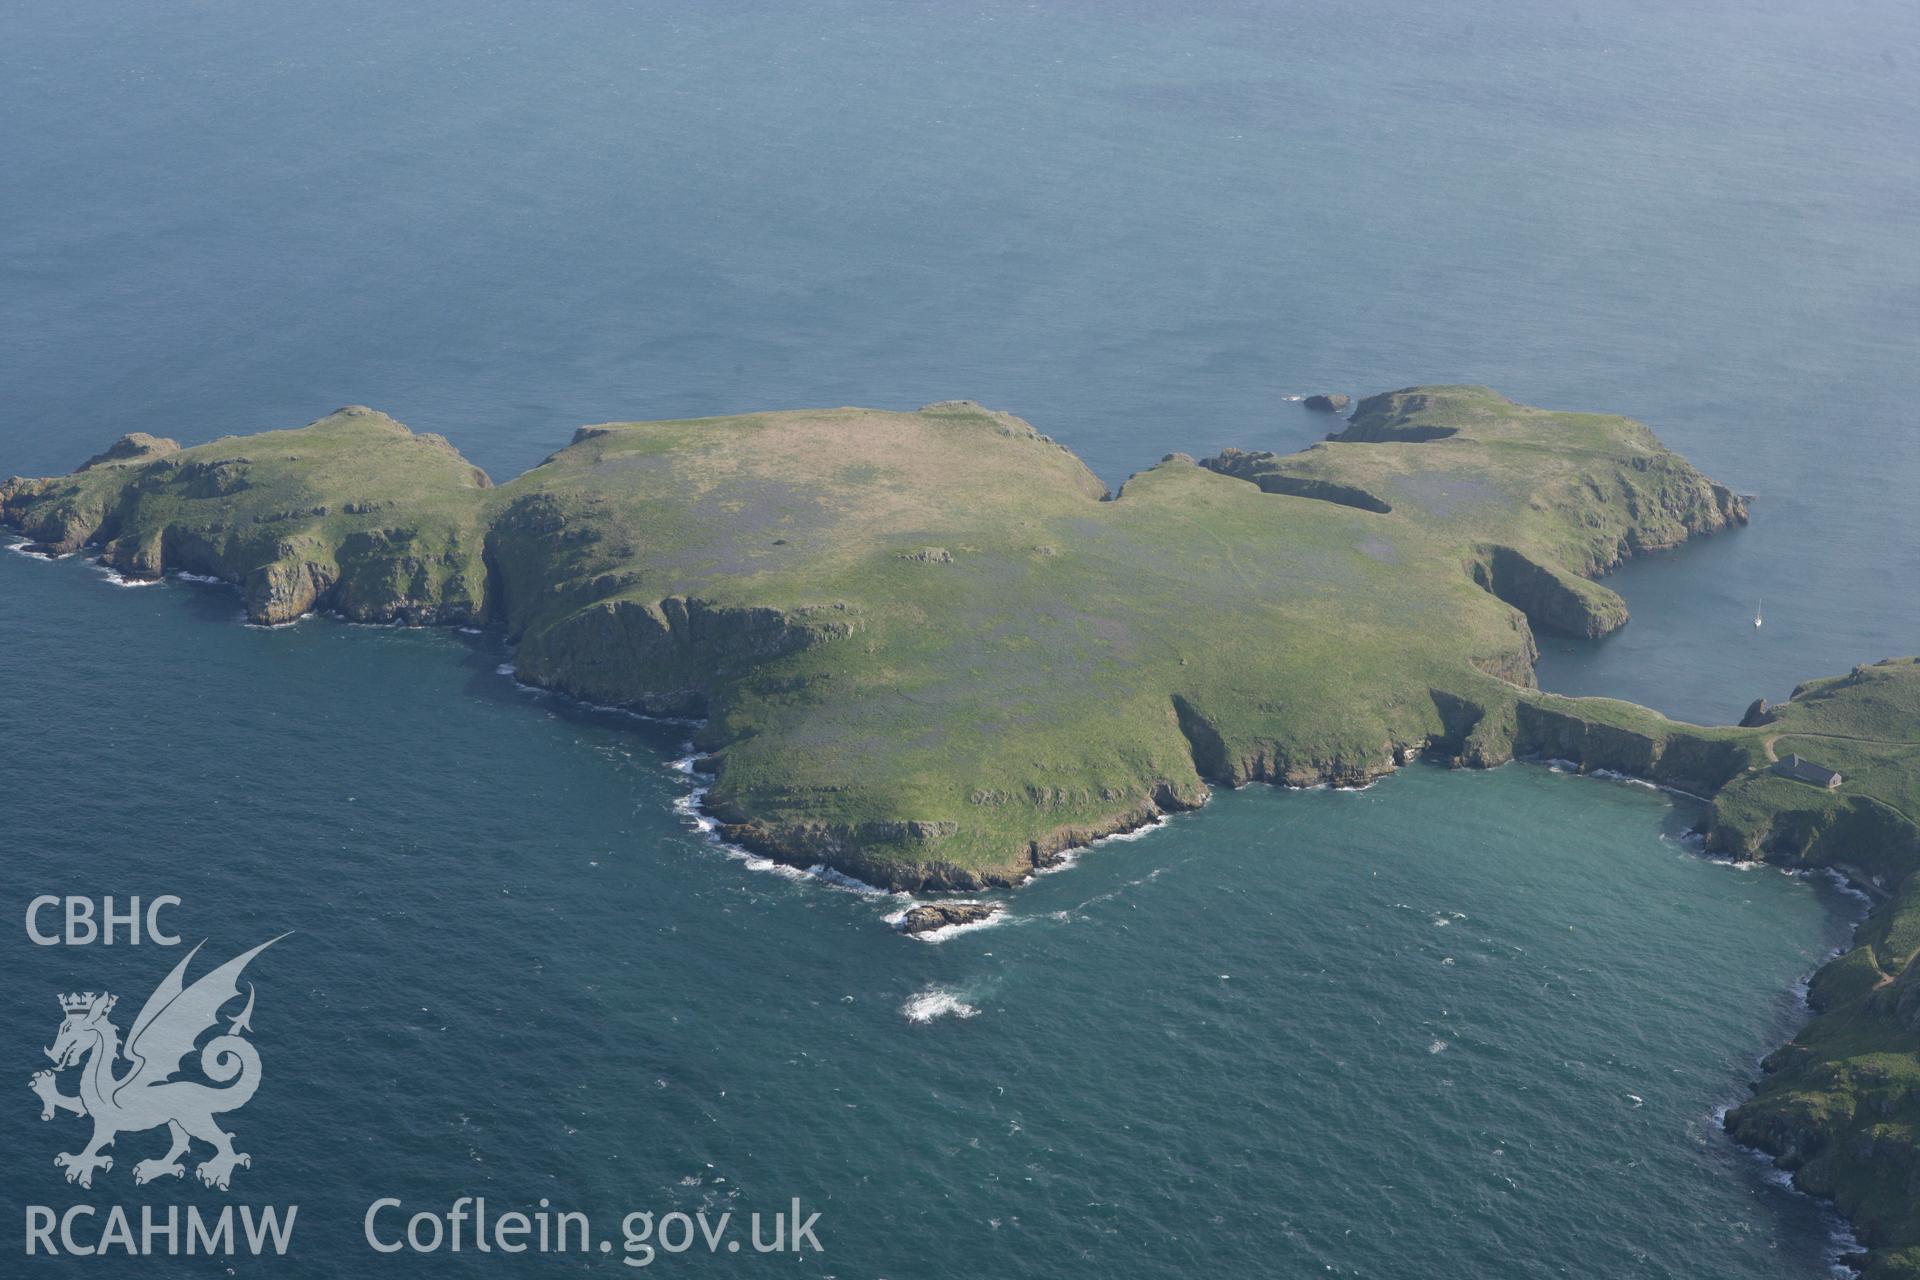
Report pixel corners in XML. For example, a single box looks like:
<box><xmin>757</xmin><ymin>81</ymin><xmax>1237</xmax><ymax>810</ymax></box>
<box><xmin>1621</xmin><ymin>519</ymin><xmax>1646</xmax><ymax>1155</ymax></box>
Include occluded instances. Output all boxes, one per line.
<box><xmin>29</xmin><ymin>936</ymin><xmax>287</xmax><ymax>1190</ymax></box>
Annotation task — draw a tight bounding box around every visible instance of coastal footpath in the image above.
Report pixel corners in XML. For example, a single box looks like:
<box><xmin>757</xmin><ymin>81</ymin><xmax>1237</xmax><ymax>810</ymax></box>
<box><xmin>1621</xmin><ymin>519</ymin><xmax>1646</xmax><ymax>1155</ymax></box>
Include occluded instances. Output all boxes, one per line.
<box><xmin>7</xmin><ymin>387</ymin><xmax>1920</xmax><ymax>1273</ymax></box>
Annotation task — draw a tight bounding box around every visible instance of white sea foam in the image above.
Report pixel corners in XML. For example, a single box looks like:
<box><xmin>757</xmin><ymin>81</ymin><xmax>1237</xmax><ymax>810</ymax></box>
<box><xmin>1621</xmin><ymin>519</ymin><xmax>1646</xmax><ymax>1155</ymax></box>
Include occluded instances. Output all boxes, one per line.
<box><xmin>1827</xmin><ymin>1222</ymin><xmax>1866</xmax><ymax>1277</ymax></box>
<box><xmin>1030</xmin><ymin>847</ymin><xmax>1082</xmax><ymax>877</ymax></box>
<box><xmin>577</xmin><ymin>697</ymin><xmax>700</xmax><ymax>726</ymax></box>
<box><xmin>492</xmin><ymin>659</ymin><xmax>707</xmax><ymax>728</ymax></box>
<box><xmin>807</xmin><ymin>865</ymin><xmax>892</xmax><ymax>897</ymax></box>
<box><xmin>1722</xmin><ymin>1103</ymin><xmax>1866</xmax><ymax>1275</ymax></box>
<box><xmin>1818</xmin><ymin>867</ymin><xmax>1876</xmax><ymax>909</ymax></box>
<box><xmin>1030</xmin><ymin>812</ymin><xmax>1173</xmax><ymax>880</ymax></box>
<box><xmin>90</xmin><ymin>562</ymin><xmax>161</xmax><ymax>587</ymax></box>
<box><xmin>1590</xmin><ymin>768</ymin><xmax>1659</xmax><ymax>791</ymax></box>
<box><xmin>172</xmin><ymin>570</ymin><xmax>224</xmax><ymax>584</ymax></box>
<box><xmin>1094</xmin><ymin>814</ymin><xmax>1170</xmax><ymax>845</ymax></box>
<box><xmin>667</xmin><ymin>755</ymin><xmax>900</xmax><ymax>898</ymax></box>
<box><xmin>902</xmin><ymin>987</ymin><xmax>979</xmax><ymax>1023</ymax></box>
<box><xmin>1428</xmin><ymin>1039</ymin><xmax>1449</xmax><ymax>1054</ymax></box>
<box><xmin>885</xmin><ymin>903</ymin><xmax>1009</xmax><ymax>944</ymax></box>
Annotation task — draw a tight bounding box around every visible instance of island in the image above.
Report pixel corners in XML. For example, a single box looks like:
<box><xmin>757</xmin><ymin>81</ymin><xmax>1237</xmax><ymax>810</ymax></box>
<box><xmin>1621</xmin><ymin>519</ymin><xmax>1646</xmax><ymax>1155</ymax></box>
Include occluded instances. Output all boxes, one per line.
<box><xmin>7</xmin><ymin>386</ymin><xmax>1920</xmax><ymax>1275</ymax></box>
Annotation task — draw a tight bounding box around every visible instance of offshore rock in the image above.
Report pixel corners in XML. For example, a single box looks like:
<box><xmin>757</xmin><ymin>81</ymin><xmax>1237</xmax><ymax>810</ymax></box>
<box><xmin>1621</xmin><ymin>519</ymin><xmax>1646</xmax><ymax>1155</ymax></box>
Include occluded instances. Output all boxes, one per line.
<box><xmin>897</xmin><ymin>902</ymin><xmax>998</xmax><ymax>935</ymax></box>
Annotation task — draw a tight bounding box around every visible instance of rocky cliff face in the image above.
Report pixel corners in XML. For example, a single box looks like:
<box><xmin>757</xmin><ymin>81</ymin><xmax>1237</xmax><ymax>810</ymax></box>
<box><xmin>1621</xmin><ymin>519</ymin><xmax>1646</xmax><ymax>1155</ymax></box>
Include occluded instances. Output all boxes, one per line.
<box><xmin>1570</xmin><ymin>454</ymin><xmax>1750</xmax><ymax>574</ymax></box>
<box><xmin>1</xmin><ymin>409</ymin><xmax>494</xmax><ymax>624</ymax></box>
<box><xmin>0</xmin><ymin>475</ymin><xmax>109</xmax><ymax>553</ymax></box>
<box><xmin>1171</xmin><ymin>692</ymin><xmax>1414</xmax><ymax>789</ymax></box>
<box><xmin>1336</xmin><ymin>390</ymin><xmax>1470</xmax><ymax>442</ymax></box>
<box><xmin>1199</xmin><ymin>449</ymin><xmax>1391</xmax><ymax>513</ymax></box>
<box><xmin>511</xmin><ymin>595</ymin><xmax>858</xmax><ymax>715</ymax></box>
<box><xmin>1506</xmin><ymin>701</ymin><xmax>1755</xmax><ymax>794</ymax></box>
<box><xmin>1472</xmin><ymin>544</ymin><xmax>1628</xmax><ymax>639</ymax></box>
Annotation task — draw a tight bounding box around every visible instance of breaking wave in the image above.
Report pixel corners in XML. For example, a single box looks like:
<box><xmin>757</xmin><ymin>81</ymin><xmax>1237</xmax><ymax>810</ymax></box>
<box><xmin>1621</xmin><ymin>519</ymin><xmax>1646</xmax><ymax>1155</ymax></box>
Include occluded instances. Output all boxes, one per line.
<box><xmin>883</xmin><ymin>902</ymin><xmax>1008</xmax><ymax>943</ymax></box>
<box><xmin>668</xmin><ymin>752</ymin><xmax>898</xmax><ymax>898</ymax></box>
<box><xmin>902</xmin><ymin>987</ymin><xmax>979</xmax><ymax>1024</ymax></box>
<box><xmin>90</xmin><ymin>562</ymin><xmax>161</xmax><ymax>587</ymax></box>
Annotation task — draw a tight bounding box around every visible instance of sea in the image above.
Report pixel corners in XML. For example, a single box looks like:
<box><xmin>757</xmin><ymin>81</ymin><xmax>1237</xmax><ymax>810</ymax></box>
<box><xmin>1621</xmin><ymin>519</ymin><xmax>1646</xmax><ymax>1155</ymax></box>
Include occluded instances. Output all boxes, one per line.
<box><xmin>1</xmin><ymin>2</ymin><xmax>1915</xmax><ymax>1276</ymax></box>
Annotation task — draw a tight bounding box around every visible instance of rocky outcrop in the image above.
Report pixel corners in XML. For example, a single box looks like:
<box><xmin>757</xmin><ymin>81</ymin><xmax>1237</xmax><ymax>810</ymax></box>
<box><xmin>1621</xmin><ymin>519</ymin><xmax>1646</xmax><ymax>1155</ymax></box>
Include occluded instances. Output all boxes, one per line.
<box><xmin>173</xmin><ymin>457</ymin><xmax>253</xmax><ymax>499</ymax></box>
<box><xmin>897</xmin><ymin>902</ymin><xmax>999</xmax><ymax>934</ymax></box>
<box><xmin>1334</xmin><ymin>390</ymin><xmax>1467</xmax><ymax>442</ymax></box>
<box><xmin>1302</xmin><ymin>393</ymin><xmax>1350</xmax><ymax>412</ymax></box>
<box><xmin>246</xmin><ymin>554</ymin><xmax>337</xmax><ymax>624</ymax></box>
<box><xmin>1740</xmin><ymin>697</ymin><xmax>1774</xmax><ymax>727</ymax></box>
<box><xmin>79</xmin><ymin>433</ymin><xmax>179</xmax><ymax>471</ymax></box>
<box><xmin>0</xmin><ymin>475</ymin><xmax>108</xmax><ymax>554</ymax></box>
<box><xmin>1200</xmin><ymin>449</ymin><xmax>1391</xmax><ymax>512</ymax></box>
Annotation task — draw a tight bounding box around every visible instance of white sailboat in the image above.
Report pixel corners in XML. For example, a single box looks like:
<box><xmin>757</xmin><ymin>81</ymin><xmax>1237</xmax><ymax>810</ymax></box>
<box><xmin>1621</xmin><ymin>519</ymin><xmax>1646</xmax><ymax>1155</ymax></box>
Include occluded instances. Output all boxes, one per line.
<box><xmin>1754</xmin><ymin>597</ymin><xmax>1763</xmax><ymax>629</ymax></box>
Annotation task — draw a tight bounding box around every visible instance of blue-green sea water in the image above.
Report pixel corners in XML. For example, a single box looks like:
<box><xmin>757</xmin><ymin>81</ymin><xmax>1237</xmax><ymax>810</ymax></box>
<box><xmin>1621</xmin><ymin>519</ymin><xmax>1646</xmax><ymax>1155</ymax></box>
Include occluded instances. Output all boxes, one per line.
<box><xmin>2</xmin><ymin>2</ymin><xmax>1915</xmax><ymax>1276</ymax></box>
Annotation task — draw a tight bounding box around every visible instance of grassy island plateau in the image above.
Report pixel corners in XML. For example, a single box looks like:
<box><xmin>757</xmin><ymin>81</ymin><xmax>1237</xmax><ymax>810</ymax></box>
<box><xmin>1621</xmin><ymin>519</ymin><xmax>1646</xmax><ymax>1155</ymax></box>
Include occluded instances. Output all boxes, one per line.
<box><xmin>8</xmin><ymin>386</ymin><xmax>1920</xmax><ymax>1274</ymax></box>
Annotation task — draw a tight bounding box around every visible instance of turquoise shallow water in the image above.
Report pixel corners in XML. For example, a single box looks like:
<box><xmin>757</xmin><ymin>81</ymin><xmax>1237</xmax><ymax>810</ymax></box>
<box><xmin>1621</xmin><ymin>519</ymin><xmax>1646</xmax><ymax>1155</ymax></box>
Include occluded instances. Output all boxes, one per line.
<box><xmin>2</xmin><ymin>0</ymin><xmax>1916</xmax><ymax>1275</ymax></box>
